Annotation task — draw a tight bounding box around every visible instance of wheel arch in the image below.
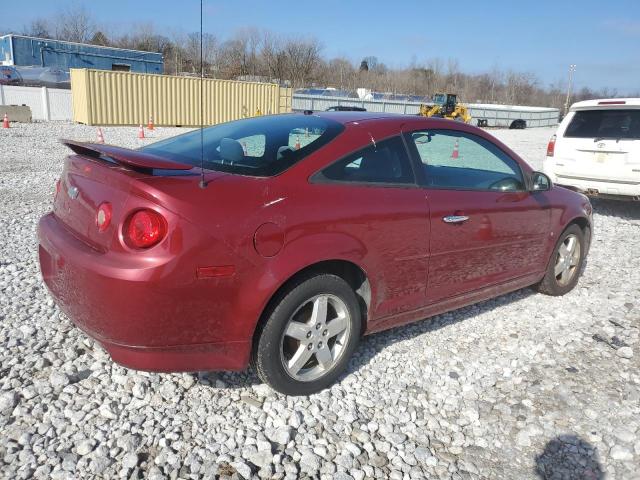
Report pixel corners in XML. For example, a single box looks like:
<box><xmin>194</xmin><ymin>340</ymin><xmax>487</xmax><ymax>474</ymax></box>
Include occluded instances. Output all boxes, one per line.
<box><xmin>565</xmin><ymin>215</ymin><xmax>592</xmax><ymax>252</ymax></box>
<box><xmin>250</xmin><ymin>259</ymin><xmax>371</xmax><ymax>355</ymax></box>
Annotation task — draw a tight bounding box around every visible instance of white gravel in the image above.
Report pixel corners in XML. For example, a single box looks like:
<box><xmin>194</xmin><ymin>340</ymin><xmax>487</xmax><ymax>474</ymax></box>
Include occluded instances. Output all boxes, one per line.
<box><xmin>1</xmin><ymin>122</ymin><xmax>639</xmax><ymax>479</ymax></box>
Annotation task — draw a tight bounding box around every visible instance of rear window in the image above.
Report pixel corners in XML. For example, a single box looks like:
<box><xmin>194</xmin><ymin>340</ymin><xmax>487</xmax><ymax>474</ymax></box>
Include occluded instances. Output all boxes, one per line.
<box><xmin>564</xmin><ymin>109</ymin><xmax>640</xmax><ymax>140</ymax></box>
<box><xmin>142</xmin><ymin>115</ymin><xmax>344</xmax><ymax>177</ymax></box>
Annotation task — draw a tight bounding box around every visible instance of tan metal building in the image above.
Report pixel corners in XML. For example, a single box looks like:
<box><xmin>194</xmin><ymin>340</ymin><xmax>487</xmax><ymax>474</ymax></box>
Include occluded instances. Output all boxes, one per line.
<box><xmin>70</xmin><ymin>68</ymin><xmax>292</xmax><ymax>126</ymax></box>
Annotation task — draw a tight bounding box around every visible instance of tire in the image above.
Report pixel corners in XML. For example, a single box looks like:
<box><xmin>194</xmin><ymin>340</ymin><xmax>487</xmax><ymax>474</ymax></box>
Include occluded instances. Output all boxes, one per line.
<box><xmin>253</xmin><ymin>274</ymin><xmax>362</xmax><ymax>395</ymax></box>
<box><xmin>536</xmin><ymin>224</ymin><xmax>585</xmax><ymax>296</ymax></box>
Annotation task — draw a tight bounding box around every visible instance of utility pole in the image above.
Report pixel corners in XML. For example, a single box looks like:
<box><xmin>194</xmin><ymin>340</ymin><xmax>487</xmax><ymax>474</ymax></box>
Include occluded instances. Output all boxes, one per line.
<box><xmin>564</xmin><ymin>64</ymin><xmax>576</xmax><ymax>117</ymax></box>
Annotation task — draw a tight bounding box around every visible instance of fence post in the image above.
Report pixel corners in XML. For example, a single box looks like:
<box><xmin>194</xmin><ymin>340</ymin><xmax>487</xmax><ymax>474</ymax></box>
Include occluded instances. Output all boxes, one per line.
<box><xmin>41</xmin><ymin>86</ymin><xmax>51</xmax><ymax>121</ymax></box>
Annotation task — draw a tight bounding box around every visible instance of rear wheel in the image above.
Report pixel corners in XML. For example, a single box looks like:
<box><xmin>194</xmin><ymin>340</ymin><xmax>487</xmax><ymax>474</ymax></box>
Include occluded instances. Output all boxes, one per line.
<box><xmin>536</xmin><ymin>224</ymin><xmax>585</xmax><ymax>296</ymax></box>
<box><xmin>253</xmin><ymin>274</ymin><xmax>361</xmax><ymax>395</ymax></box>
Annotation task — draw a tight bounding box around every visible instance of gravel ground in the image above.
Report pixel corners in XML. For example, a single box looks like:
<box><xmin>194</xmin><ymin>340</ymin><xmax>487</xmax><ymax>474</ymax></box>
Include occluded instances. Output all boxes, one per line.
<box><xmin>1</xmin><ymin>122</ymin><xmax>639</xmax><ymax>480</ymax></box>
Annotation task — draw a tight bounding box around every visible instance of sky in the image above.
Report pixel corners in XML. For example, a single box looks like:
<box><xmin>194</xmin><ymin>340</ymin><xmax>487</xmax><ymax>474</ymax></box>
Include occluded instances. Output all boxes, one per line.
<box><xmin>3</xmin><ymin>0</ymin><xmax>640</xmax><ymax>93</ymax></box>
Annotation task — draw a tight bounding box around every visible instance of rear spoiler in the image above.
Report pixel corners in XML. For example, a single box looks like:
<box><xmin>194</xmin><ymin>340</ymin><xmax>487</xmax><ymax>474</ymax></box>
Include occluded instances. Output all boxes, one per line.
<box><xmin>60</xmin><ymin>139</ymin><xmax>193</xmax><ymax>171</ymax></box>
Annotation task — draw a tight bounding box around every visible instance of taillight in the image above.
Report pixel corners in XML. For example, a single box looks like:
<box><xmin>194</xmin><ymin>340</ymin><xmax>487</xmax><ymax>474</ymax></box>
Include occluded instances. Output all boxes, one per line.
<box><xmin>96</xmin><ymin>202</ymin><xmax>112</xmax><ymax>232</ymax></box>
<box><xmin>546</xmin><ymin>135</ymin><xmax>556</xmax><ymax>157</ymax></box>
<box><xmin>125</xmin><ymin>209</ymin><xmax>167</xmax><ymax>249</ymax></box>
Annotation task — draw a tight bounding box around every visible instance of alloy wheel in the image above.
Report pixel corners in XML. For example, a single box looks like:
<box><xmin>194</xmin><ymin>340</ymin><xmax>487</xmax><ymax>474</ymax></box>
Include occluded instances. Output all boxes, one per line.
<box><xmin>554</xmin><ymin>233</ymin><xmax>581</xmax><ymax>286</ymax></box>
<box><xmin>280</xmin><ymin>294</ymin><xmax>351</xmax><ymax>382</ymax></box>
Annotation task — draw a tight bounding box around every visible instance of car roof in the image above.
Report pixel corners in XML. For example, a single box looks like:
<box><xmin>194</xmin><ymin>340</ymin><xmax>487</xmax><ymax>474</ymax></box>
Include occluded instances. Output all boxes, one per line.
<box><xmin>570</xmin><ymin>98</ymin><xmax>640</xmax><ymax>111</ymax></box>
<box><xmin>300</xmin><ymin>111</ymin><xmax>403</xmax><ymax>125</ymax></box>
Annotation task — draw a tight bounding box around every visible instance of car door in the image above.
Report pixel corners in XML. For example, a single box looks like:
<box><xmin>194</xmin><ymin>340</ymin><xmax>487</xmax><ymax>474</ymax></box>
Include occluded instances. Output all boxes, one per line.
<box><xmin>405</xmin><ymin>128</ymin><xmax>550</xmax><ymax>303</ymax></box>
<box><xmin>312</xmin><ymin>133</ymin><xmax>430</xmax><ymax>319</ymax></box>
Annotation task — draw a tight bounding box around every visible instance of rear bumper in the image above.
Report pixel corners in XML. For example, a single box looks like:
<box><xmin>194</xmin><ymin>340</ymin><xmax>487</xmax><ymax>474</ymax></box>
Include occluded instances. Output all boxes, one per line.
<box><xmin>98</xmin><ymin>339</ymin><xmax>249</xmax><ymax>373</ymax></box>
<box><xmin>552</xmin><ymin>175</ymin><xmax>640</xmax><ymax>200</ymax></box>
<box><xmin>37</xmin><ymin>212</ymin><xmax>251</xmax><ymax>372</ymax></box>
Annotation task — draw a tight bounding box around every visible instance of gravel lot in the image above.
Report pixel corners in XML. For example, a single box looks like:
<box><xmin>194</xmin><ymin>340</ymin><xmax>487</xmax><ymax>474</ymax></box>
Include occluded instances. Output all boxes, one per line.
<box><xmin>1</xmin><ymin>122</ymin><xmax>639</xmax><ymax>480</ymax></box>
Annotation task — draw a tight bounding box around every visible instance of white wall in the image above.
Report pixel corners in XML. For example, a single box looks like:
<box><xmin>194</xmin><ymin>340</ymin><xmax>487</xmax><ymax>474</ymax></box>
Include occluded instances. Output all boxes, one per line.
<box><xmin>0</xmin><ymin>85</ymin><xmax>72</xmax><ymax>121</ymax></box>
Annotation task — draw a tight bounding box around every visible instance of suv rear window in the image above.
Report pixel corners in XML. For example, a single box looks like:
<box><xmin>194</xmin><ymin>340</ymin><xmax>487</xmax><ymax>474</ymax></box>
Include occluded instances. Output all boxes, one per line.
<box><xmin>142</xmin><ymin>115</ymin><xmax>344</xmax><ymax>177</ymax></box>
<box><xmin>564</xmin><ymin>109</ymin><xmax>640</xmax><ymax>140</ymax></box>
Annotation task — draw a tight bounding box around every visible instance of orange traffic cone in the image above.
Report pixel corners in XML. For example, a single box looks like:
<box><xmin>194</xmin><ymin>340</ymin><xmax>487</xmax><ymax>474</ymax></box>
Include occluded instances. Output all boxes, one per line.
<box><xmin>2</xmin><ymin>113</ymin><xmax>9</xmax><ymax>129</ymax></box>
<box><xmin>147</xmin><ymin>116</ymin><xmax>154</xmax><ymax>131</ymax></box>
<box><xmin>451</xmin><ymin>139</ymin><xmax>459</xmax><ymax>159</ymax></box>
<box><xmin>97</xmin><ymin>127</ymin><xmax>105</xmax><ymax>144</ymax></box>
<box><xmin>295</xmin><ymin>136</ymin><xmax>301</xmax><ymax>150</ymax></box>
<box><xmin>137</xmin><ymin>124</ymin><xmax>145</xmax><ymax>139</ymax></box>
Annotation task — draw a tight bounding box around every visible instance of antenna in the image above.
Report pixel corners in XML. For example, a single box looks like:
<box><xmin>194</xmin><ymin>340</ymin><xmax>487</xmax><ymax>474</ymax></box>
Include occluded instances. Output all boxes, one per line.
<box><xmin>198</xmin><ymin>0</ymin><xmax>207</xmax><ymax>189</ymax></box>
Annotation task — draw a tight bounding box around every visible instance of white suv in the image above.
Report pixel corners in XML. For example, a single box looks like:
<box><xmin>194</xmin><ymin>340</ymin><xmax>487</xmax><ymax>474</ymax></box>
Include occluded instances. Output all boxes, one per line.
<box><xmin>543</xmin><ymin>98</ymin><xmax>640</xmax><ymax>200</ymax></box>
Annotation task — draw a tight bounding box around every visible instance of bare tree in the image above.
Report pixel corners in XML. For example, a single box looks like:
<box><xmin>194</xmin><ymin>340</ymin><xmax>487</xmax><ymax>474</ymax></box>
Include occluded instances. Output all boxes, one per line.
<box><xmin>23</xmin><ymin>19</ymin><xmax>52</xmax><ymax>38</ymax></box>
<box><xmin>261</xmin><ymin>32</ymin><xmax>288</xmax><ymax>84</ymax></box>
<box><xmin>283</xmin><ymin>37</ymin><xmax>321</xmax><ymax>88</ymax></box>
<box><xmin>325</xmin><ymin>57</ymin><xmax>356</xmax><ymax>90</ymax></box>
<box><xmin>53</xmin><ymin>4</ymin><xmax>95</xmax><ymax>43</ymax></box>
<box><xmin>117</xmin><ymin>24</ymin><xmax>171</xmax><ymax>52</ymax></box>
<box><xmin>90</xmin><ymin>31</ymin><xmax>109</xmax><ymax>46</ymax></box>
<box><xmin>181</xmin><ymin>32</ymin><xmax>218</xmax><ymax>74</ymax></box>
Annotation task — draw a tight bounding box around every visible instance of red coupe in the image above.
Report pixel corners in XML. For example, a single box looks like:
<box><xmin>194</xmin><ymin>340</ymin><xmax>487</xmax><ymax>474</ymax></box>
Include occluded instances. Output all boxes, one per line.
<box><xmin>38</xmin><ymin>112</ymin><xmax>592</xmax><ymax>395</ymax></box>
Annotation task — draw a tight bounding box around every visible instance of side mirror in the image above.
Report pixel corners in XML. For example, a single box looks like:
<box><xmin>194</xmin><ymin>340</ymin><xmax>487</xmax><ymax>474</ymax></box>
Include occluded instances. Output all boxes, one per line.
<box><xmin>531</xmin><ymin>171</ymin><xmax>551</xmax><ymax>192</ymax></box>
<box><xmin>413</xmin><ymin>133</ymin><xmax>432</xmax><ymax>144</ymax></box>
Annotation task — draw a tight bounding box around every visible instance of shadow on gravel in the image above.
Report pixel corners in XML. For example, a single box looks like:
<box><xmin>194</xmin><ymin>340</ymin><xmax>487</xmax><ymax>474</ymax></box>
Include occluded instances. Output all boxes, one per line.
<box><xmin>590</xmin><ymin>198</ymin><xmax>640</xmax><ymax>220</ymax></box>
<box><xmin>349</xmin><ymin>287</ymin><xmax>537</xmax><ymax>374</ymax></box>
<box><xmin>534</xmin><ymin>435</ymin><xmax>603</xmax><ymax>480</ymax></box>
<box><xmin>201</xmin><ymin>288</ymin><xmax>538</xmax><ymax>392</ymax></box>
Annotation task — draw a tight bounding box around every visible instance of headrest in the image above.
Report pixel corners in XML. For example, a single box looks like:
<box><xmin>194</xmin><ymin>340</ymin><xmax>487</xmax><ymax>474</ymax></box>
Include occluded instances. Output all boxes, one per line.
<box><xmin>219</xmin><ymin>138</ymin><xmax>244</xmax><ymax>164</ymax></box>
<box><xmin>277</xmin><ymin>145</ymin><xmax>294</xmax><ymax>161</ymax></box>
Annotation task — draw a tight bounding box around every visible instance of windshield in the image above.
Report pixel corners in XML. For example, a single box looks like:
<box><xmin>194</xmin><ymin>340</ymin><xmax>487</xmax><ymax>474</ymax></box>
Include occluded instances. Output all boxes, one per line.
<box><xmin>142</xmin><ymin>114</ymin><xmax>344</xmax><ymax>177</ymax></box>
<box><xmin>564</xmin><ymin>109</ymin><xmax>640</xmax><ymax>140</ymax></box>
<box><xmin>433</xmin><ymin>94</ymin><xmax>446</xmax><ymax>105</ymax></box>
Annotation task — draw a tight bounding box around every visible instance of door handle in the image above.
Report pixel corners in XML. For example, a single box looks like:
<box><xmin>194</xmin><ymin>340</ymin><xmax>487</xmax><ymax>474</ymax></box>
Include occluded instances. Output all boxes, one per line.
<box><xmin>443</xmin><ymin>215</ymin><xmax>469</xmax><ymax>224</ymax></box>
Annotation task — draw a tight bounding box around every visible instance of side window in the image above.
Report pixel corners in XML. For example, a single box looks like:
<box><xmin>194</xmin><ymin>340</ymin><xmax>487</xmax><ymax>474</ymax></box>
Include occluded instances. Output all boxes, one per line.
<box><xmin>320</xmin><ymin>136</ymin><xmax>414</xmax><ymax>184</ymax></box>
<box><xmin>408</xmin><ymin>130</ymin><xmax>525</xmax><ymax>191</ymax></box>
<box><xmin>236</xmin><ymin>134</ymin><xmax>265</xmax><ymax>157</ymax></box>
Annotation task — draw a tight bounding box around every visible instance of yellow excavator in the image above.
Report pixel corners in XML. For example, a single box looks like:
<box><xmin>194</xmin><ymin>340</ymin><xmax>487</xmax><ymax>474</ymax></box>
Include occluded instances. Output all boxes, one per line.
<box><xmin>419</xmin><ymin>93</ymin><xmax>472</xmax><ymax>123</ymax></box>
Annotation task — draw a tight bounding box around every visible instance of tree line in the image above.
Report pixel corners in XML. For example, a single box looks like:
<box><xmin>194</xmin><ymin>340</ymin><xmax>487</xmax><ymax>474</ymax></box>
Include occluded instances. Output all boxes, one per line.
<box><xmin>12</xmin><ymin>5</ymin><xmax>632</xmax><ymax>109</ymax></box>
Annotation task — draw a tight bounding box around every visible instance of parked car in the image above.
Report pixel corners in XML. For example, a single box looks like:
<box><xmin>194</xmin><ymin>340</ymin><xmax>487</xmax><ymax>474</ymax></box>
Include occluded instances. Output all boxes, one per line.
<box><xmin>38</xmin><ymin>112</ymin><xmax>593</xmax><ymax>395</ymax></box>
<box><xmin>544</xmin><ymin>98</ymin><xmax>640</xmax><ymax>200</ymax></box>
<box><xmin>326</xmin><ymin>106</ymin><xmax>367</xmax><ymax>112</ymax></box>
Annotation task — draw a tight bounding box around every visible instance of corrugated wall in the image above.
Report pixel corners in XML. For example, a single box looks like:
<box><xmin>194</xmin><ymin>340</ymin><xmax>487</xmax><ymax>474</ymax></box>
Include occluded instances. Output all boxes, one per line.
<box><xmin>71</xmin><ymin>69</ymin><xmax>291</xmax><ymax>126</ymax></box>
<box><xmin>8</xmin><ymin>35</ymin><xmax>163</xmax><ymax>73</ymax></box>
<box><xmin>70</xmin><ymin>69</ymin><xmax>89</xmax><ymax>124</ymax></box>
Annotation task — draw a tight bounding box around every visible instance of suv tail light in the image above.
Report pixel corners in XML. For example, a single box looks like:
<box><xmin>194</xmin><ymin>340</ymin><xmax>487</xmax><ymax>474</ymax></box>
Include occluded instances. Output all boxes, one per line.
<box><xmin>125</xmin><ymin>209</ymin><xmax>167</xmax><ymax>249</ymax></box>
<box><xmin>546</xmin><ymin>135</ymin><xmax>556</xmax><ymax>157</ymax></box>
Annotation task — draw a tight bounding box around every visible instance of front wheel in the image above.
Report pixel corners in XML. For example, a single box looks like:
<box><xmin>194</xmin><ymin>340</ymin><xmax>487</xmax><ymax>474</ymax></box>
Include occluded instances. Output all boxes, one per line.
<box><xmin>536</xmin><ymin>224</ymin><xmax>585</xmax><ymax>296</ymax></box>
<box><xmin>253</xmin><ymin>274</ymin><xmax>361</xmax><ymax>395</ymax></box>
